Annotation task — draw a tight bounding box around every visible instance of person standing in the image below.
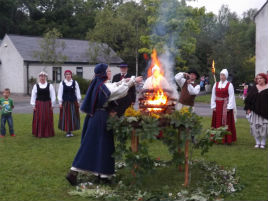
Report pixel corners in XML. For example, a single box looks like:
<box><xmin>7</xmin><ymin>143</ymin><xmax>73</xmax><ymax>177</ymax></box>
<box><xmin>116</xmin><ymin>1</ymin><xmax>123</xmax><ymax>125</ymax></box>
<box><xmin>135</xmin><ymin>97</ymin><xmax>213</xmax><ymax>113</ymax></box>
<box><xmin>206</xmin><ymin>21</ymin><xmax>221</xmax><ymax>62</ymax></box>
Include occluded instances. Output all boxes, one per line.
<box><xmin>175</xmin><ymin>69</ymin><xmax>200</xmax><ymax>110</ymax></box>
<box><xmin>211</xmin><ymin>69</ymin><xmax>237</xmax><ymax>144</ymax></box>
<box><xmin>66</xmin><ymin>63</ymin><xmax>143</xmax><ymax>185</ymax></box>
<box><xmin>58</xmin><ymin>70</ymin><xmax>81</xmax><ymax>137</ymax></box>
<box><xmin>244</xmin><ymin>73</ymin><xmax>268</xmax><ymax>149</ymax></box>
<box><xmin>111</xmin><ymin>64</ymin><xmax>136</xmax><ymax>117</ymax></box>
<box><xmin>0</xmin><ymin>88</ymin><xmax>15</xmax><ymax>137</ymax></box>
<box><xmin>30</xmin><ymin>71</ymin><xmax>56</xmax><ymax>138</ymax></box>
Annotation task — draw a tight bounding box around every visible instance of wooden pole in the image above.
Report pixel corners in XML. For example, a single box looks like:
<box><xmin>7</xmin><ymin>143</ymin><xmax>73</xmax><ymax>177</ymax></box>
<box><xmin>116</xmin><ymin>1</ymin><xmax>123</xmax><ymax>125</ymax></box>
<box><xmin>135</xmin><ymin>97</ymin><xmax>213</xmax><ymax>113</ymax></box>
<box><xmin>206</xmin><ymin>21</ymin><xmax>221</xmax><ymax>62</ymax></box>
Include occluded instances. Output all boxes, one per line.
<box><xmin>131</xmin><ymin>129</ymin><xmax>139</xmax><ymax>153</ymax></box>
<box><xmin>178</xmin><ymin>129</ymin><xmax>183</xmax><ymax>172</ymax></box>
<box><xmin>184</xmin><ymin>138</ymin><xmax>189</xmax><ymax>187</ymax></box>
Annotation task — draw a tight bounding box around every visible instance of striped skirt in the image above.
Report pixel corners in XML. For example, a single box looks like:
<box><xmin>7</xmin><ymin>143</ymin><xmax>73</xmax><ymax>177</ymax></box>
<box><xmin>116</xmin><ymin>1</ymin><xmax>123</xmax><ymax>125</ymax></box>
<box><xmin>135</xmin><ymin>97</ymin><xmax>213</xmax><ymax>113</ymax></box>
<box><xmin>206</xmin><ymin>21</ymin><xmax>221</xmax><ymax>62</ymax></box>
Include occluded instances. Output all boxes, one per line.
<box><xmin>32</xmin><ymin>100</ymin><xmax>55</xmax><ymax>138</ymax></box>
<box><xmin>58</xmin><ymin>101</ymin><xmax>80</xmax><ymax>132</ymax></box>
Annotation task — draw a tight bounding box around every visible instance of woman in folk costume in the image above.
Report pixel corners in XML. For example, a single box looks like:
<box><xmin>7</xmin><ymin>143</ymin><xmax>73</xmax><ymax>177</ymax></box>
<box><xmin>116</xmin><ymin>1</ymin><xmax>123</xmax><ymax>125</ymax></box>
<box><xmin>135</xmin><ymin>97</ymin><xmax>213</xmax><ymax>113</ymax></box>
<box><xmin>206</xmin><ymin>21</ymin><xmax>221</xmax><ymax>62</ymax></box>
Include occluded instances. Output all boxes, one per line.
<box><xmin>66</xmin><ymin>63</ymin><xmax>143</xmax><ymax>185</ymax></box>
<box><xmin>211</xmin><ymin>69</ymin><xmax>237</xmax><ymax>144</ymax></box>
<box><xmin>58</xmin><ymin>70</ymin><xmax>81</xmax><ymax>137</ymax></box>
<box><xmin>30</xmin><ymin>71</ymin><xmax>56</xmax><ymax>138</ymax></box>
<box><xmin>244</xmin><ymin>73</ymin><xmax>268</xmax><ymax>149</ymax></box>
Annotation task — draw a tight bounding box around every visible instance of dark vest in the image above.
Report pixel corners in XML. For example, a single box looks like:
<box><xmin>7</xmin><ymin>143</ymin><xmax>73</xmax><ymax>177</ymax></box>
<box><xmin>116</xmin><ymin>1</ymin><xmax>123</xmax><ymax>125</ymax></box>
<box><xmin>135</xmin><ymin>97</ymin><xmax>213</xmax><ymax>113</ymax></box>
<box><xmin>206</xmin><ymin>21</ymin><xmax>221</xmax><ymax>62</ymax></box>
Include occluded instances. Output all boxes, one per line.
<box><xmin>36</xmin><ymin>83</ymin><xmax>51</xmax><ymax>101</ymax></box>
<box><xmin>179</xmin><ymin>81</ymin><xmax>197</xmax><ymax>106</ymax></box>
<box><xmin>62</xmin><ymin>80</ymin><xmax>77</xmax><ymax>102</ymax></box>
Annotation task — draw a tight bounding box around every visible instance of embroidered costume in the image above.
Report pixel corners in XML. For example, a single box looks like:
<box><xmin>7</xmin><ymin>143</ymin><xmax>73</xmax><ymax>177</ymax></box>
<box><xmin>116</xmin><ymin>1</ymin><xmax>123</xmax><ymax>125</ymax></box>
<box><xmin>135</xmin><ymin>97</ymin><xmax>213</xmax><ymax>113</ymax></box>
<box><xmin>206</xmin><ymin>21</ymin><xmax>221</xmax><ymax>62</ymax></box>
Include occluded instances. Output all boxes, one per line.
<box><xmin>31</xmin><ymin>79</ymin><xmax>56</xmax><ymax>138</ymax></box>
<box><xmin>68</xmin><ymin>64</ymin><xmax>136</xmax><ymax>183</ymax></box>
<box><xmin>58</xmin><ymin>76</ymin><xmax>81</xmax><ymax>136</ymax></box>
<box><xmin>211</xmin><ymin>69</ymin><xmax>236</xmax><ymax>144</ymax></box>
<box><xmin>175</xmin><ymin>71</ymin><xmax>200</xmax><ymax>110</ymax></box>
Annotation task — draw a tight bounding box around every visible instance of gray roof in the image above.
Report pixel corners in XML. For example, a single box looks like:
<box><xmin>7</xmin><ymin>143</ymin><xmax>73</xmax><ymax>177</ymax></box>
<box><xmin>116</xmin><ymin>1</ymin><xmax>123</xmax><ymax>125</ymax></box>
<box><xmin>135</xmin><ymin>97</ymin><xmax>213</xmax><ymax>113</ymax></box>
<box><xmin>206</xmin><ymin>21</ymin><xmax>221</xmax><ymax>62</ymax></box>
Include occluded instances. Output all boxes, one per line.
<box><xmin>7</xmin><ymin>34</ymin><xmax>123</xmax><ymax>64</ymax></box>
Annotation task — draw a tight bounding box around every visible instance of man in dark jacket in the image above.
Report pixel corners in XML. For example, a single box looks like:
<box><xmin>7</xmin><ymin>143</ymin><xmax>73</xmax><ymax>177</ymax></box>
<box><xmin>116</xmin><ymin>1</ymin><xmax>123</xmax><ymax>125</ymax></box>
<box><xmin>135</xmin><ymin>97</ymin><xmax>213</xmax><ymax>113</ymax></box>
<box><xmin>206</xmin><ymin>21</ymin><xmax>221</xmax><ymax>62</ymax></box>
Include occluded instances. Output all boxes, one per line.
<box><xmin>111</xmin><ymin>64</ymin><xmax>136</xmax><ymax>116</ymax></box>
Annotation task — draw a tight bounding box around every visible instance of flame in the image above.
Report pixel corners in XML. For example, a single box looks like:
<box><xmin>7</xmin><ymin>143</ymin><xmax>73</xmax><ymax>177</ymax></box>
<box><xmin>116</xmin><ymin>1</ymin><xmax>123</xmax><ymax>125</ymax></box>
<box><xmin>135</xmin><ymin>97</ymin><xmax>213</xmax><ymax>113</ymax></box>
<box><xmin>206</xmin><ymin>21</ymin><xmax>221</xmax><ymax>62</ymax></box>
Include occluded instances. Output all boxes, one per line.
<box><xmin>145</xmin><ymin>49</ymin><xmax>168</xmax><ymax>112</ymax></box>
<box><xmin>212</xmin><ymin>60</ymin><xmax>215</xmax><ymax>74</ymax></box>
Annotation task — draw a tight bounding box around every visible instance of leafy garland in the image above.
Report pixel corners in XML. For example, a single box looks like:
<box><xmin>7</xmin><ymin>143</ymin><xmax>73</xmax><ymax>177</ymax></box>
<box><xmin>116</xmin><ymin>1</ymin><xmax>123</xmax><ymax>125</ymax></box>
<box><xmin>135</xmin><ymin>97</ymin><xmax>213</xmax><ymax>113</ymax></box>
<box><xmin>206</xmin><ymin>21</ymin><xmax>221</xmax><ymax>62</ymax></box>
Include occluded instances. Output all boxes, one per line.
<box><xmin>107</xmin><ymin>106</ymin><xmax>230</xmax><ymax>182</ymax></box>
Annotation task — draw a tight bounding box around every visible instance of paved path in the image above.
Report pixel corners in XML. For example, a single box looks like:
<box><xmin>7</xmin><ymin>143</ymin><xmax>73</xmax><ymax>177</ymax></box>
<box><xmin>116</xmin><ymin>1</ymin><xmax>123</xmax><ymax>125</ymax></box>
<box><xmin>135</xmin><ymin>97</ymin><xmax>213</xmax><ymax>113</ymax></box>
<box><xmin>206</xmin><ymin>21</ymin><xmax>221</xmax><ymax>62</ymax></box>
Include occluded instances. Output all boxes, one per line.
<box><xmin>11</xmin><ymin>95</ymin><xmax>245</xmax><ymax>118</ymax></box>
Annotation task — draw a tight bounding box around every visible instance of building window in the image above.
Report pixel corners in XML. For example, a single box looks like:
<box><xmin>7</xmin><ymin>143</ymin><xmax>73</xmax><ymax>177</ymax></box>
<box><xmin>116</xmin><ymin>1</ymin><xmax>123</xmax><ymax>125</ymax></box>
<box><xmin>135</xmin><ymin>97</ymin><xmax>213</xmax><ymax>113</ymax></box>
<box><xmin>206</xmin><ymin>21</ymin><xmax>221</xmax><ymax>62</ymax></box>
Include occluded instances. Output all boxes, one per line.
<box><xmin>76</xmin><ymin>67</ymin><xmax>83</xmax><ymax>77</ymax></box>
<box><xmin>53</xmin><ymin>67</ymin><xmax>62</xmax><ymax>83</ymax></box>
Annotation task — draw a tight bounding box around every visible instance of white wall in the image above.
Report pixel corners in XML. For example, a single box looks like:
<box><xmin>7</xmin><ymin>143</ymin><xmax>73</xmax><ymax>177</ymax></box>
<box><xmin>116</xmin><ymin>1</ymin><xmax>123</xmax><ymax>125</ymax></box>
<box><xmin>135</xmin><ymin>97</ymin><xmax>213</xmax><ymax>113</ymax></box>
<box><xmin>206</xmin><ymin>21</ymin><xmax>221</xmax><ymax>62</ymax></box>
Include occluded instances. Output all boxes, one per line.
<box><xmin>0</xmin><ymin>35</ymin><xmax>25</xmax><ymax>93</ymax></box>
<box><xmin>255</xmin><ymin>3</ymin><xmax>268</xmax><ymax>75</ymax></box>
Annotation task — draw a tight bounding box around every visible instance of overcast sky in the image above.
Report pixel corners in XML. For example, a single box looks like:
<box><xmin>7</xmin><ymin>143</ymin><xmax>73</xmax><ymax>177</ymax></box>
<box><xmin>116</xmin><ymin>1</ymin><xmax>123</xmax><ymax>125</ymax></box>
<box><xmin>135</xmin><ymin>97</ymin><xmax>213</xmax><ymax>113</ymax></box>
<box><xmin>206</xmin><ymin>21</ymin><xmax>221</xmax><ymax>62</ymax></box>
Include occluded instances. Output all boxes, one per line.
<box><xmin>187</xmin><ymin>0</ymin><xmax>267</xmax><ymax>16</ymax></box>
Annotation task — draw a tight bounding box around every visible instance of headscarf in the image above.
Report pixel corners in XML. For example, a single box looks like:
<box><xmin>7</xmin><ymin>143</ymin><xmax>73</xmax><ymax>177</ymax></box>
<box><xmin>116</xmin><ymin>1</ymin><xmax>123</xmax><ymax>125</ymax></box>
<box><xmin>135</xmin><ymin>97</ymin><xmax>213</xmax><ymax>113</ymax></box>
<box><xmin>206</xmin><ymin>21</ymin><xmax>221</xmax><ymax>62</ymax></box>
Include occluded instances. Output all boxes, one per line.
<box><xmin>64</xmin><ymin>70</ymin><xmax>72</xmax><ymax>77</ymax></box>
<box><xmin>80</xmin><ymin>63</ymin><xmax>111</xmax><ymax>116</ymax></box>
<box><xmin>220</xmin><ymin>69</ymin><xmax>228</xmax><ymax>80</ymax></box>
<box><xmin>39</xmin><ymin>71</ymin><xmax>48</xmax><ymax>77</ymax></box>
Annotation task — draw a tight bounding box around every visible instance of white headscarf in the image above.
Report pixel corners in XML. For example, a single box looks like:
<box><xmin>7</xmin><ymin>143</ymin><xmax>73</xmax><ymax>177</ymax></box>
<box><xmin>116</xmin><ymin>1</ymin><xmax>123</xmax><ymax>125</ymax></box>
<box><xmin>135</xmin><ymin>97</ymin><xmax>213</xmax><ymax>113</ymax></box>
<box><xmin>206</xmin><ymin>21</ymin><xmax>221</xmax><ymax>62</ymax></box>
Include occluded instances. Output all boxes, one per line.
<box><xmin>220</xmin><ymin>69</ymin><xmax>228</xmax><ymax>79</ymax></box>
<box><xmin>39</xmin><ymin>71</ymin><xmax>48</xmax><ymax>77</ymax></box>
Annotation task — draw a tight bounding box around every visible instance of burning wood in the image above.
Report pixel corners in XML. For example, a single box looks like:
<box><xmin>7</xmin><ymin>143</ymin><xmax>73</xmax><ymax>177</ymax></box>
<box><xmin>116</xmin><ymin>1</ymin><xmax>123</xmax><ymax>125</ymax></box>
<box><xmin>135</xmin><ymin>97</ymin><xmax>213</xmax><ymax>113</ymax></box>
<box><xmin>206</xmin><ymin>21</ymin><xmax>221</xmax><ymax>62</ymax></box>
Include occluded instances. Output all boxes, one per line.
<box><xmin>139</xmin><ymin>49</ymin><xmax>177</xmax><ymax>114</ymax></box>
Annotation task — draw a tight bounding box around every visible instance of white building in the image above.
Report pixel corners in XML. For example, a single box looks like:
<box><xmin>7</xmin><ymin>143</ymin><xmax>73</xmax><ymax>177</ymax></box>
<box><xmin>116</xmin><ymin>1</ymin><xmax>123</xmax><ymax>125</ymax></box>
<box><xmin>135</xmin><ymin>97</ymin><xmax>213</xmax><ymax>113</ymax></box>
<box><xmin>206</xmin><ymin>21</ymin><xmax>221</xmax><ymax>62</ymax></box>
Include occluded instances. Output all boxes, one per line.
<box><xmin>255</xmin><ymin>0</ymin><xmax>268</xmax><ymax>75</ymax></box>
<box><xmin>0</xmin><ymin>34</ymin><xmax>122</xmax><ymax>94</ymax></box>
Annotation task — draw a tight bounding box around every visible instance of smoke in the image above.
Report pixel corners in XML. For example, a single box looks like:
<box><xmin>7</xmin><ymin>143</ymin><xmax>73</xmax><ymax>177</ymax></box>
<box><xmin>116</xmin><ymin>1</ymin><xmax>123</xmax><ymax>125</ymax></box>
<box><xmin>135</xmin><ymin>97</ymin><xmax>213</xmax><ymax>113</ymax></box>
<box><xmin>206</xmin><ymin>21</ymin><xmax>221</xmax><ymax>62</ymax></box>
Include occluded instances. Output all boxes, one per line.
<box><xmin>144</xmin><ymin>0</ymin><xmax>181</xmax><ymax>99</ymax></box>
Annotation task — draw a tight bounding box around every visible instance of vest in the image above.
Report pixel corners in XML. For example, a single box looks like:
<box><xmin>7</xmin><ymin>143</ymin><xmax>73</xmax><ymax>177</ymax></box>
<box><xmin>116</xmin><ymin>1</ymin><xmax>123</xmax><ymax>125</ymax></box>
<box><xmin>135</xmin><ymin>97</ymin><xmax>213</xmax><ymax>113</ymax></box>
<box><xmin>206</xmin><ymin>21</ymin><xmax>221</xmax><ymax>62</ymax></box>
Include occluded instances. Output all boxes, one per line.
<box><xmin>36</xmin><ymin>83</ymin><xmax>51</xmax><ymax>101</ymax></box>
<box><xmin>62</xmin><ymin>80</ymin><xmax>77</xmax><ymax>102</ymax></box>
<box><xmin>179</xmin><ymin>81</ymin><xmax>197</xmax><ymax>106</ymax></box>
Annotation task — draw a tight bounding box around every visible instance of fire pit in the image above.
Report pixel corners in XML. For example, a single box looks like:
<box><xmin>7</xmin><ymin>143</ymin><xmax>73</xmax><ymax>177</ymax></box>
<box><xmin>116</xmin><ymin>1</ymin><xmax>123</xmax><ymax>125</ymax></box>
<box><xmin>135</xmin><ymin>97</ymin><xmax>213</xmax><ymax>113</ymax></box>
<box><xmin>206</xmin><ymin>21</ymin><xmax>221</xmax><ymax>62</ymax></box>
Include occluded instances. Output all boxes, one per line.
<box><xmin>139</xmin><ymin>88</ymin><xmax>177</xmax><ymax>114</ymax></box>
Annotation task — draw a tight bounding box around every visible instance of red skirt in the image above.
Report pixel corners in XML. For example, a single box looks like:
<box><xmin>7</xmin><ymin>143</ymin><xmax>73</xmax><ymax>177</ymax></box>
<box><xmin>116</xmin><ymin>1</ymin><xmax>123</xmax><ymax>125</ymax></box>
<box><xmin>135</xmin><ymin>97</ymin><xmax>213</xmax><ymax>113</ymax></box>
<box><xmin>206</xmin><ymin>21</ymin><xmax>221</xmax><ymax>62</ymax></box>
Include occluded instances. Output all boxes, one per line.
<box><xmin>32</xmin><ymin>100</ymin><xmax>55</xmax><ymax>138</ymax></box>
<box><xmin>58</xmin><ymin>101</ymin><xmax>80</xmax><ymax>132</ymax></box>
<box><xmin>211</xmin><ymin>102</ymin><xmax>237</xmax><ymax>144</ymax></box>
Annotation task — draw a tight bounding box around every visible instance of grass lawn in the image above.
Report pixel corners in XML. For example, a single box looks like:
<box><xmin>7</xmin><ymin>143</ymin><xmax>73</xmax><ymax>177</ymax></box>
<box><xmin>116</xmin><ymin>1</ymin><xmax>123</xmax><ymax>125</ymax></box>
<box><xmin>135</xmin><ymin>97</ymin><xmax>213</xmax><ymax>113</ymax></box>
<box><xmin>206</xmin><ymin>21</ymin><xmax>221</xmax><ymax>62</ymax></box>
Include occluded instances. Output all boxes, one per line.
<box><xmin>195</xmin><ymin>94</ymin><xmax>245</xmax><ymax>107</ymax></box>
<box><xmin>0</xmin><ymin>114</ymin><xmax>267</xmax><ymax>201</ymax></box>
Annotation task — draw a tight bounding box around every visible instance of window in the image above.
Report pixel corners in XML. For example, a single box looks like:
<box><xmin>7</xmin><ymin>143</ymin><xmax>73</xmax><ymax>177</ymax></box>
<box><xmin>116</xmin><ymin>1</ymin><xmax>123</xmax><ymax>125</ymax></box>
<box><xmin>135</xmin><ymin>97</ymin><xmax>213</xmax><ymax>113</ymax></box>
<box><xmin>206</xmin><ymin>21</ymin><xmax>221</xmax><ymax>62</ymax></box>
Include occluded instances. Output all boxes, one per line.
<box><xmin>76</xmin><ymin>67</ymin><xmax>83</xmax><ymax>77</ymax></box>
<box><xmin>53</xmin><ymin>67</ymin><xmax>62</xmax><ymax>83</ymax></box>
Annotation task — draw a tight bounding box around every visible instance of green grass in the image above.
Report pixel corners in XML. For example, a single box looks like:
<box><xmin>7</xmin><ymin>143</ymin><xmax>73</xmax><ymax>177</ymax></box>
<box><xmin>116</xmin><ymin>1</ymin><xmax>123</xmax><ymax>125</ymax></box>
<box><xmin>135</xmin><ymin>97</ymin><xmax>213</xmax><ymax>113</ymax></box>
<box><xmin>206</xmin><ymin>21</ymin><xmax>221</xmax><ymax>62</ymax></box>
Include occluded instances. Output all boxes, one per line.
<box><xmin>195</xmin><ymin>94</ymin><xmax>245</xmax><ymax>107</ymax></box>
<box><xmin>0</xmin><ymin>115</ymin><xmax>267</xmax><ymax>201</ymax></box>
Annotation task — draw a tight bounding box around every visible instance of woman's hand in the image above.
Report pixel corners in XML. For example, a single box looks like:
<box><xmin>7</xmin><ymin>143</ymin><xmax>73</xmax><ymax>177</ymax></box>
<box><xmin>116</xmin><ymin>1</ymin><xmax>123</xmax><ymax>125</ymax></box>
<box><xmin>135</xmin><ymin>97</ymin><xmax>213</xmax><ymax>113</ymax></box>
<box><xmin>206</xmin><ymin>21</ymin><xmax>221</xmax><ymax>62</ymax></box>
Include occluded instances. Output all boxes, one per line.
<box><xmin>247</xmin><ymin>109</ymin><xmax>251</xmax><ymax>114</ymax></box>
<box><xmin>125</xmin><ymin>78</ymin><xmax>131</xmax><ymax>82</ymax></box>
<box><xmin>135</xmin><ymin>76</ymin><xmax>143</xmax><ymax>83</ymax></box>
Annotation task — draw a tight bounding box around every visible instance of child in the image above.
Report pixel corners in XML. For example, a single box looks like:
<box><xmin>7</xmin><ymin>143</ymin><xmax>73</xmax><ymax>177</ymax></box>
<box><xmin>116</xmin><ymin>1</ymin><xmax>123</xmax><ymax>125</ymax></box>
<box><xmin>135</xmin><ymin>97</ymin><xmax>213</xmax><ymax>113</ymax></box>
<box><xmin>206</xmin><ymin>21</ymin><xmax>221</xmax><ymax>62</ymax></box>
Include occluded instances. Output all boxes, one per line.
<box><xmin>0</xmin><ymin>88</ymin><xmax>15</xmax><ymax>137</ymax></box>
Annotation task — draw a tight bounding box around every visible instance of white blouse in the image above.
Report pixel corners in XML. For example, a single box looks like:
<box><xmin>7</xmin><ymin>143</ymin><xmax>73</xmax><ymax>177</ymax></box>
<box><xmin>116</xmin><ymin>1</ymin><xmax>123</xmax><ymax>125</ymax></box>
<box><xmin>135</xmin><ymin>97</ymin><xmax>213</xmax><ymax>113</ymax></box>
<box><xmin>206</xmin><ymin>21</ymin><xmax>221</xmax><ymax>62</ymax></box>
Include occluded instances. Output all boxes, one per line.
<box><xmin>211</xmin><ymin>80</ymin><xmax>236</xmax><ymax>109</ymax></box>
<box><xmin>57</xmin><ymin>79</ymin><xmax>81</xmax><ymax>104</ymax></box>
<box><xmin>30</xmin><ymin>82</ymin><xmax>56</xmax><ymax>107</ymax></box>
<box><xmin>175</xmin><ymin>72</ymin><xmax>200</xmax><ymax>95</ymax></box>
<box><xmin>105</xmin><ymin>76</ymin><xmax>136</xmax><ymax>102</ymax></box>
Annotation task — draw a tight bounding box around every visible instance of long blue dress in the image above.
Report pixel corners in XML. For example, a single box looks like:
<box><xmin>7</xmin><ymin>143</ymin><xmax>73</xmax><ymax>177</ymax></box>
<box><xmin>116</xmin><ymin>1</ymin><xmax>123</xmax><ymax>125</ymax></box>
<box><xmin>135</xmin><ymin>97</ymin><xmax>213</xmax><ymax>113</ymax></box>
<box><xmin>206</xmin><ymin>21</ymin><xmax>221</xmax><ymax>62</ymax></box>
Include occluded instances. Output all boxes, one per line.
<box><xmin>72</xmin><ymin>64</ymin><xmax>115</xmax><ymax>175</ymax></box>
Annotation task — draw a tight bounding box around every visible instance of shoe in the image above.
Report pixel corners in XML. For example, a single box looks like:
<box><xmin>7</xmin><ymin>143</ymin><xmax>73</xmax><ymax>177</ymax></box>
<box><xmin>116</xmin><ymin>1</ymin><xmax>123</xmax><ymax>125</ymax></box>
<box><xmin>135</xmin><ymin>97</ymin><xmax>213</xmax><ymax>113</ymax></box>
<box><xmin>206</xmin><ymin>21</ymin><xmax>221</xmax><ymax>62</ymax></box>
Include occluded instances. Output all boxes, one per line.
<box><xmin>260</xmin><ymin>145</ymin><xmax>265</xmax><ymax>149</ymax></box>
<box><xmin>66</xmin><ymin>133</ymin><xmax>71</xmax><ymax>137</ymax></box>
<box><xmin>0</xmin><ymin>135</ymin><xmax>5</xmax><ymax>138</ymax></box>
<box><xmin>11</xmin><ymin>134</ymin><xmax>16</xmax><ymax>137</ymax></box>
<box><xmin>66</xmin><ymin>170</ymin><xmax>78</xmax><ymax>186</ymax></box>
<box><xmin>69</xmin><ymin>133</ymin><xmax>74</xmax><ymax>137</ymax></box>
<box><xmin>254</xmin><ymin>144</ymin><xmax>260</xmax><ymax>148</ymax></box>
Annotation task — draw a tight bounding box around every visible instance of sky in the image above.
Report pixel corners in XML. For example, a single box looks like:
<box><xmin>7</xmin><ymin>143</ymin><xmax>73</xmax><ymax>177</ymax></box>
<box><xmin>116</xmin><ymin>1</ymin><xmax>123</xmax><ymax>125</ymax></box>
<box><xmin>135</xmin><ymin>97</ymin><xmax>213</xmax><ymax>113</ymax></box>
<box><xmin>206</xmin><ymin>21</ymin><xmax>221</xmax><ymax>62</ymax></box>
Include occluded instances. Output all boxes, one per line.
<box><xmin>187</xmin><ymin>0</ymin><xmax>267</xmax><ymax>16</ymax></box>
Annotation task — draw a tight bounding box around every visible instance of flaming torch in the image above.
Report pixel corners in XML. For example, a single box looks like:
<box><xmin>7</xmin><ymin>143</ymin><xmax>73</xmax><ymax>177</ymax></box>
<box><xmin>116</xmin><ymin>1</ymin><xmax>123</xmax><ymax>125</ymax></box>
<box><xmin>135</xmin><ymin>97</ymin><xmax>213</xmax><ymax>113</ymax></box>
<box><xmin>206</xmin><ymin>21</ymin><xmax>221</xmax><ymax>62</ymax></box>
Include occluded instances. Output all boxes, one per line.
<box><xmin>211</xmin><ymin>60</ymin><xmax>216</xmax><ymax>83</ymax></box>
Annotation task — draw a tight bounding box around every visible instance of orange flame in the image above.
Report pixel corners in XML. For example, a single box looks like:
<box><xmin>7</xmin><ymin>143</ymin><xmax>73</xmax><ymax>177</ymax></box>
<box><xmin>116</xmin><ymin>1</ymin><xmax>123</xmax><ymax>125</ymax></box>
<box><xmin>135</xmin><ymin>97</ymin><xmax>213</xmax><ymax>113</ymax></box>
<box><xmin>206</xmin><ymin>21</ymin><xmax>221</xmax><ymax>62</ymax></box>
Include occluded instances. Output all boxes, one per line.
<box><xmin>145</xmin><ymin>49</ymin><xmax>168</xmax><ymax>112</ymax></box>
<box><xmin>212</xmin><ymin>60</ymin><xmax>215</xmax><ymax>74</ymax></box>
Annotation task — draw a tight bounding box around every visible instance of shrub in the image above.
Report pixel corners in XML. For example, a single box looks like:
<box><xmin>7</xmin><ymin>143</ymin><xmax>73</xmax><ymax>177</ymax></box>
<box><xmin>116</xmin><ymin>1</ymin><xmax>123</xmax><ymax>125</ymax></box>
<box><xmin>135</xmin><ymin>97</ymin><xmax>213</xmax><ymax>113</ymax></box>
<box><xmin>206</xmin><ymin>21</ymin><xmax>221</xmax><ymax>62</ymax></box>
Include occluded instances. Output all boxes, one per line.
<box><xmin>73</xmin><ymin>75</ymin><xmax>91</xmax><ymax>94</ymax></box>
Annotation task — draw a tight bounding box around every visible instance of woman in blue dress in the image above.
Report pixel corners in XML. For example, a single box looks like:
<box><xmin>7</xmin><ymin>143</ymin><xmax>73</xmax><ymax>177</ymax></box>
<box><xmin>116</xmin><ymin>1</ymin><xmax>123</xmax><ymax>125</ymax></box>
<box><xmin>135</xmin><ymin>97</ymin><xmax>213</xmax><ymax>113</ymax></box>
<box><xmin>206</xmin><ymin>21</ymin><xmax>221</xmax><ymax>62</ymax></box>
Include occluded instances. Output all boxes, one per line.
<box><xmin>66</xmin><ymin>63</ymin><xmax>142</xmax><ymax>185</ymax></box>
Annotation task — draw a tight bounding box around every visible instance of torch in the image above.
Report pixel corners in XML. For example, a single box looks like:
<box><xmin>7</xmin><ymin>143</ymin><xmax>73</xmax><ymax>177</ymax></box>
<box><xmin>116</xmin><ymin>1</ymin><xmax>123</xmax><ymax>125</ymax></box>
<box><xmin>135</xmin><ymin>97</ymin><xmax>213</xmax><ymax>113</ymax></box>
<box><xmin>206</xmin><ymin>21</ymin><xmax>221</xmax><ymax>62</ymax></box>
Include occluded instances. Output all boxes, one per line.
<box><xmin>211</xmin><ymin>60</ymin><xmax>216</xmax><ymax>83</ymax></box>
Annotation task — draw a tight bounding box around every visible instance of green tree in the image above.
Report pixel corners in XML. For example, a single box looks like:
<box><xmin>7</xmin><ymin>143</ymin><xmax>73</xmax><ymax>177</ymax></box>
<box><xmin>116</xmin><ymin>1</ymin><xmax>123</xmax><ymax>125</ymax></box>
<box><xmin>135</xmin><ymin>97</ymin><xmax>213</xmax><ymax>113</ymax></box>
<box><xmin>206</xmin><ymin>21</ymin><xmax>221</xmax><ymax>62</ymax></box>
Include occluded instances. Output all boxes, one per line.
<box><xmin>33</xmin><ymin>28</ymin><xmax>67</xmax><ymax>71</ymax></box>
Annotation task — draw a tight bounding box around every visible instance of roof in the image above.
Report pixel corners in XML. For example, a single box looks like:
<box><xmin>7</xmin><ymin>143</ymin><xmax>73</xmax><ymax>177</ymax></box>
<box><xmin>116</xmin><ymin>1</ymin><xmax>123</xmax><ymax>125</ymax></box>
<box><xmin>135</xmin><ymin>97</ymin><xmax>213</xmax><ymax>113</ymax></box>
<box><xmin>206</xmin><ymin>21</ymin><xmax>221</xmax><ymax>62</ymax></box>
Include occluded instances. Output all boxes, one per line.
<box><xmin>7</xmin><ymin>34</ymin><xmax>123</xmax><ymax>64</ymax></box>
<box><xmin>254</xmin><ymin>0</ymin><xmax>268</xmax><ymax>20</ymax></box>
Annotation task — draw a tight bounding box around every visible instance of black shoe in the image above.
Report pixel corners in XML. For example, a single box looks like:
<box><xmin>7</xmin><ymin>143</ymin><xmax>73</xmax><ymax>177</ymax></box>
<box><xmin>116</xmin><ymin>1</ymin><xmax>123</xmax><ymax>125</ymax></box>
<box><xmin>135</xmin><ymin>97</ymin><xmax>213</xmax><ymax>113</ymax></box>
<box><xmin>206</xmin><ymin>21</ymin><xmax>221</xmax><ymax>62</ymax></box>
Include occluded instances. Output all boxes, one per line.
<box><xmin>66</xmin><ymin>170</ymin><xmax>78</xmax><ymax>186</ymax></box>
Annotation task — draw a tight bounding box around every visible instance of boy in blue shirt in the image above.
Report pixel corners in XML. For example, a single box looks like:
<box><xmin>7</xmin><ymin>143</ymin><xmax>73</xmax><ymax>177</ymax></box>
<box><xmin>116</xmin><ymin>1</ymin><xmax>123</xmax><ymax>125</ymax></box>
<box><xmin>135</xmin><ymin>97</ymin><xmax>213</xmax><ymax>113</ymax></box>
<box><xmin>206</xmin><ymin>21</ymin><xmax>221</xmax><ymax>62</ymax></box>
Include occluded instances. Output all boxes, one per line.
<box><xmin>0</xmin><ymin>88</ymin><xmax>15</xmax><ymax>137</ymax></box>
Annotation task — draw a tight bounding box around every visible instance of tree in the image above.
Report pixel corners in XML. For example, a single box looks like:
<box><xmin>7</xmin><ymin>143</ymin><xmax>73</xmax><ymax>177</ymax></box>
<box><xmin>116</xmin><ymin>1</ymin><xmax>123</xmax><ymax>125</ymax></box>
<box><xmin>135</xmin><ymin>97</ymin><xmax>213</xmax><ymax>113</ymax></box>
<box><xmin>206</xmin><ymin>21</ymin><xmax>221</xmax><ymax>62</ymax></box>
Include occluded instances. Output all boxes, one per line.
<box><xmin>33</xmin><ymin>28</ymin><xmax>67</xmax><ymax>72</ymax></box>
